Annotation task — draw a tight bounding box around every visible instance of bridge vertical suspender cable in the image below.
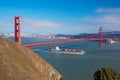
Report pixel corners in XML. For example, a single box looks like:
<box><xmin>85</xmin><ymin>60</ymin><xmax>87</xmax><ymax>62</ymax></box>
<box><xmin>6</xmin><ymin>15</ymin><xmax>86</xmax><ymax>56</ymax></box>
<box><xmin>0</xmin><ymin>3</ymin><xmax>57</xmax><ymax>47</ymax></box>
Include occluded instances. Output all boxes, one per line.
<box><xmin>14</xmin><ymin>16</ymin><xmax>21</xmax><ymax>45</ymax></box>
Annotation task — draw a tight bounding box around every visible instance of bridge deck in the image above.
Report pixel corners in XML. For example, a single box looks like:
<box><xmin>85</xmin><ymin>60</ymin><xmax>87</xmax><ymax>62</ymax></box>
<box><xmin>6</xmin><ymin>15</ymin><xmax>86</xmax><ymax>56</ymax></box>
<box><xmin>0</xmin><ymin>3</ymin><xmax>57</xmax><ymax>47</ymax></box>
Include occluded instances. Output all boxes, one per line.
<box><xmin>24</xmin><ymin>38</ymin><xmax>111</xmax><ymax>47</ymax></box>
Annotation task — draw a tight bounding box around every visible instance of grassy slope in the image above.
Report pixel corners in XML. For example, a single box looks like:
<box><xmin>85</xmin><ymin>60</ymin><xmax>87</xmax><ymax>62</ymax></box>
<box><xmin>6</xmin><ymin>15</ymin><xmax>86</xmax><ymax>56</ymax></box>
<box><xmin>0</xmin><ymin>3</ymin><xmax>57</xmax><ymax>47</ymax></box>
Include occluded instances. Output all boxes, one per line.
<box><xmin>0</xmin><ymin>36</ymin><xmax>62</xmax><ymax>80</ymax></box>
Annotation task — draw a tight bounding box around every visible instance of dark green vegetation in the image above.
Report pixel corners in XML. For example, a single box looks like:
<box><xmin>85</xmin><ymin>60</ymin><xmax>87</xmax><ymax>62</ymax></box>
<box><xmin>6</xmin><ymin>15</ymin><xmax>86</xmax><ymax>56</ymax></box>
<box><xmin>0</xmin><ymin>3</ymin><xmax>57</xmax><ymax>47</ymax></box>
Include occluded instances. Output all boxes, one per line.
<box><xmin>94</xmin><ymin>67</ymin><xmax>120</xmax><ymax>80</ymax></box>
<box><xmin>0</xmin><ymin>36</ymin><xmax>62</xmax><ymax>80</ymax></box>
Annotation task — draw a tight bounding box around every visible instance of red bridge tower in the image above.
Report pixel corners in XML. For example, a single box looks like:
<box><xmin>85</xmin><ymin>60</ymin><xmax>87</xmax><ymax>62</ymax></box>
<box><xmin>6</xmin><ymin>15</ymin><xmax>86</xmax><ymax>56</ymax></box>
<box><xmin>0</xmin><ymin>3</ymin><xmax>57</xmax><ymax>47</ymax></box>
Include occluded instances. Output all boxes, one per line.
<box><xmin>99</xmin><ymin>27</ymin><xmax>102</xmax><ymax>46</ymax></box>
<box><xmin>14</xmin><ymin>16</ymin><xmax>21</xmax><ymax>45</ymax></box>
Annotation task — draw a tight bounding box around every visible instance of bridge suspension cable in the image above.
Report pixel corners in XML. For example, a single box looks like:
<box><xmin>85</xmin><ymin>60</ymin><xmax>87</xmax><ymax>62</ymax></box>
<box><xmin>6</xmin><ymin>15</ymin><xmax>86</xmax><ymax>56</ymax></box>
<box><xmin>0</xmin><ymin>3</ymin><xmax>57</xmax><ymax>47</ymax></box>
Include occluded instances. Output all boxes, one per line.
<box><xmin>0</xmin><ymin>16</ymin><xmax>112</xmax><ymax>47</ymax></box>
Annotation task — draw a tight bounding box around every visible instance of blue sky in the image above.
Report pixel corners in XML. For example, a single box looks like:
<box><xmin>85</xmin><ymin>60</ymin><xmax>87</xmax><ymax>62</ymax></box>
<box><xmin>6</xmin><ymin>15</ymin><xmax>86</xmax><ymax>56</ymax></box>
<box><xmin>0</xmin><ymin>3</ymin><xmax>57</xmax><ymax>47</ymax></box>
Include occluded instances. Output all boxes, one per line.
<box><xmin>0</xmin><ymin>0</ymin><xmax>120</xmax><ymax>34</ymax></box>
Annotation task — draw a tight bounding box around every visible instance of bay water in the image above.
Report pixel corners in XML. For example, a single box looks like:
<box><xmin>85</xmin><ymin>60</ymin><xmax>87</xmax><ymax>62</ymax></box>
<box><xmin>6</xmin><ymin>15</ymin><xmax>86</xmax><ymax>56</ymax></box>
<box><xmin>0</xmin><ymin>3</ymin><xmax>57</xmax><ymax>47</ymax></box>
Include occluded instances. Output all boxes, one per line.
<box><xmin>22</xmin><ymin>38</ymin><xmax>120</xmax><ymax>80</ymax></box>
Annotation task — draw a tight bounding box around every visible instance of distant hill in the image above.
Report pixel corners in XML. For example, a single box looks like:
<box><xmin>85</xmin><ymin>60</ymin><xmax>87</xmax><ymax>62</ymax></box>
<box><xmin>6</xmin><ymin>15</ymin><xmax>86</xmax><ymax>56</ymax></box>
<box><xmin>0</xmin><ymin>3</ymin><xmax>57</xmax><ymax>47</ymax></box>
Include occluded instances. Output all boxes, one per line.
<box><xmin>56</xmin><ymin>31</ymin><xmax>120</xmax><ymax>39</ymax></box>
<box><xmin>0</xmin><ymin>36</ymin><xmax>62</xmax><ymax>80</ymax></box>
<box><xmin>103</xmin><ymin>31</ymin><xmax>120</xmax><ymax>34</ymax></box>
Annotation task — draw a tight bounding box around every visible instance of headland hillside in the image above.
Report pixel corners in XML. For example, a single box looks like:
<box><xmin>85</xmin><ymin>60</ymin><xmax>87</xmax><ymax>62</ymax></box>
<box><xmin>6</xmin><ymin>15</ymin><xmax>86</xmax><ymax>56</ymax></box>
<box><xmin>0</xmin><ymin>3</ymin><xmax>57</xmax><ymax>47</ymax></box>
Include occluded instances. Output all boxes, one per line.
<box><xmin>0</xmin><ymin>36</ymin><xmax>62</xmax><ymax>80</ymax></box>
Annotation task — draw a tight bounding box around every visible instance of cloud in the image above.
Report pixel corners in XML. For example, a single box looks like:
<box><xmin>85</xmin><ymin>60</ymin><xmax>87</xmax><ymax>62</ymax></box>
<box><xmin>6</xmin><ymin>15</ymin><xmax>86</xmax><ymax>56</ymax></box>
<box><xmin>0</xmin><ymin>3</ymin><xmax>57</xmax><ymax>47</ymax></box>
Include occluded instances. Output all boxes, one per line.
<box><xmin>22</xmin><ymin>18</ymin><xmax>63</xmax><ymax>28</ymax></box>
<box><xmin>21</xmin><ymin>7</ymin><xmax>120</xmax><ymax>34</ymax></box>
<box><xmin>95</xmin><ymin>8</ymin><xmax>120</xmax><ymax>14</ymax></box>
<box><xmin>1</xmin><ymin>7</ymin><xmax>119</xmax><ymax>34</ymax></box>
<box><xmin>81</xmin><ymin>8</ymin><xmax>120</xmax><ymax>31</ymax></box>
<box><xmin>84</xmin><ymin>15</ymin><xmax>120</xmax><ymax>24</ymax></box>
<box><xmin>20</xmin><ymin>18</ymin><xmax>74</xmax><ymax>34</ymax></box>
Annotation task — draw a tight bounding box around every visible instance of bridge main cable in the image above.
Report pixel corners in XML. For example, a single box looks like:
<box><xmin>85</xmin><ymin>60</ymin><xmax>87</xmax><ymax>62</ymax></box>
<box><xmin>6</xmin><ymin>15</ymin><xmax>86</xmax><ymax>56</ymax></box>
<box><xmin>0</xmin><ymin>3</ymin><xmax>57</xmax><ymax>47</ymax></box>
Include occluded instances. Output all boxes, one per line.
<box><xmin>23</xmin><ymin>38</ymin><xmax>110</xmax><ymax>47</ymax></box>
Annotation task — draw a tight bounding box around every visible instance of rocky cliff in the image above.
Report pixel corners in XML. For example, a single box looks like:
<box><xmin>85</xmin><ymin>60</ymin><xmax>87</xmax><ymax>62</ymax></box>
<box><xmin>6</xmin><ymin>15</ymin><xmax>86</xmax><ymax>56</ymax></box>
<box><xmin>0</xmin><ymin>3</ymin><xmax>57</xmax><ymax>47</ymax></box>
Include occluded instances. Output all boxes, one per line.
<box><xmin>0</xmin><ymin>36</ymin><xmax>62</xmax><ymax>80</ymax></box>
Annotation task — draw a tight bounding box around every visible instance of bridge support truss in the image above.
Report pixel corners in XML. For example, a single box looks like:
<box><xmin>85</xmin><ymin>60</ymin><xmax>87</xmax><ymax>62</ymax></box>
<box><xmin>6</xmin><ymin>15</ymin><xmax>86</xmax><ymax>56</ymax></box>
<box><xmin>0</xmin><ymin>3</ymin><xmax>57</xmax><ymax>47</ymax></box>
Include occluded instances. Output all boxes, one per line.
<box><xmin>14</xmin><ymin>16</ymin><xmax>21</xmax><ymax>45</ymax></box>
<box><xmin>99</xmin><ymin>27</ymin><xmax>102</xmax><ymax>46</ymax></box>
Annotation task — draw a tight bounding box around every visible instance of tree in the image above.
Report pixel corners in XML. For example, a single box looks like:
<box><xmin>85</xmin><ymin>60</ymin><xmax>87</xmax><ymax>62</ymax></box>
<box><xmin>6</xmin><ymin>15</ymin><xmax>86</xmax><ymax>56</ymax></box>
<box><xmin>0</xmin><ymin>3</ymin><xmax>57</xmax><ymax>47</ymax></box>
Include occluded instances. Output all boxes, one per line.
<box><xmin>94</xmin><ymin>67</ymin><xmax>120</xmax><ymax>80</ymax></box>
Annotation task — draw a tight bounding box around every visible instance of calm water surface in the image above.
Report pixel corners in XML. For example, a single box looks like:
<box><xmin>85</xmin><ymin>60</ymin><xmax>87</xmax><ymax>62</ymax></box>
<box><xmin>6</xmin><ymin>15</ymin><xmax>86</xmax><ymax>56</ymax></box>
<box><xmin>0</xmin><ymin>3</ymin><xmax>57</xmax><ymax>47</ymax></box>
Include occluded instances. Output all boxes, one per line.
<box><xmin>22</xmin><ymin>38</ymin><xmax>120</xmax><ymax>80</ymax></box>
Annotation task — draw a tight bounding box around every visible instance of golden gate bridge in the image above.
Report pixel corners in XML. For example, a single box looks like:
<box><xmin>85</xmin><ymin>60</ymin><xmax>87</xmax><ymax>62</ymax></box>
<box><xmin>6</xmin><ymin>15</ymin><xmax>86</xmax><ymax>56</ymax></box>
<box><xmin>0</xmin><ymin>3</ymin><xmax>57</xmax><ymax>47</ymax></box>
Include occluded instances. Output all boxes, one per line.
<box><xmin>2</xmin><ymin>16</ymin><xmax>112</xmax><ymax>47</ymax></box>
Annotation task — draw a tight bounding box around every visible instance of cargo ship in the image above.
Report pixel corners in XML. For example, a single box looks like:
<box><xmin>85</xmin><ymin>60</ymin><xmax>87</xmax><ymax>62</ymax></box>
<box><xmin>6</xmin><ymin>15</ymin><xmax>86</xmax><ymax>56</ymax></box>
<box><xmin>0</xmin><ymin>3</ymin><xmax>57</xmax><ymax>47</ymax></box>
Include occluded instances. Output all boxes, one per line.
<box><xmin>50</xmin><ymin>46</ymin><xmax>85</xmax><ymax>55</ymax></box>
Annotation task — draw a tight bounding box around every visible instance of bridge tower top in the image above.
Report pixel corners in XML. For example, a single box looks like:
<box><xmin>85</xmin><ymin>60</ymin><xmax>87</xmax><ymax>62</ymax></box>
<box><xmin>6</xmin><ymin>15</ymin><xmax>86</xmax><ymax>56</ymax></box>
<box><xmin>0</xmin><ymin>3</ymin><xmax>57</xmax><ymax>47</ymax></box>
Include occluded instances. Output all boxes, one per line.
<box><xmin>14</xmin><ymin>16</ymin><xmax>21</xmax><ymax>45</ymax></box>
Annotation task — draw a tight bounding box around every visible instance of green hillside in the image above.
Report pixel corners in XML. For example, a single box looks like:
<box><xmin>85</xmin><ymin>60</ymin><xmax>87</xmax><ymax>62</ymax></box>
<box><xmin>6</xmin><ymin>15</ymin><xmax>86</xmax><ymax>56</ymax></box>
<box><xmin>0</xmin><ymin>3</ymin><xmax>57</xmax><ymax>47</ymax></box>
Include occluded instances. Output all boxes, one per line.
<box><xmin>0</xmin><ymin>36</ymin><xmax>62</xmax><ymax>80</ymax></box>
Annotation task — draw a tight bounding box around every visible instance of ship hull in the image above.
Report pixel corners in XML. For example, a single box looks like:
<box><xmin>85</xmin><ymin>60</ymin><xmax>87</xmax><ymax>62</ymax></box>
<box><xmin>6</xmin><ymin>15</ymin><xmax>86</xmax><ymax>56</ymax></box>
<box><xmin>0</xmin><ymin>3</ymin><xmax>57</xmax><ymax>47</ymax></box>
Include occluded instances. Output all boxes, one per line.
<box><xmin>50</xmin><ymin>50</ymin><xmax>85</xmax><ymax>55</ymax></box>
